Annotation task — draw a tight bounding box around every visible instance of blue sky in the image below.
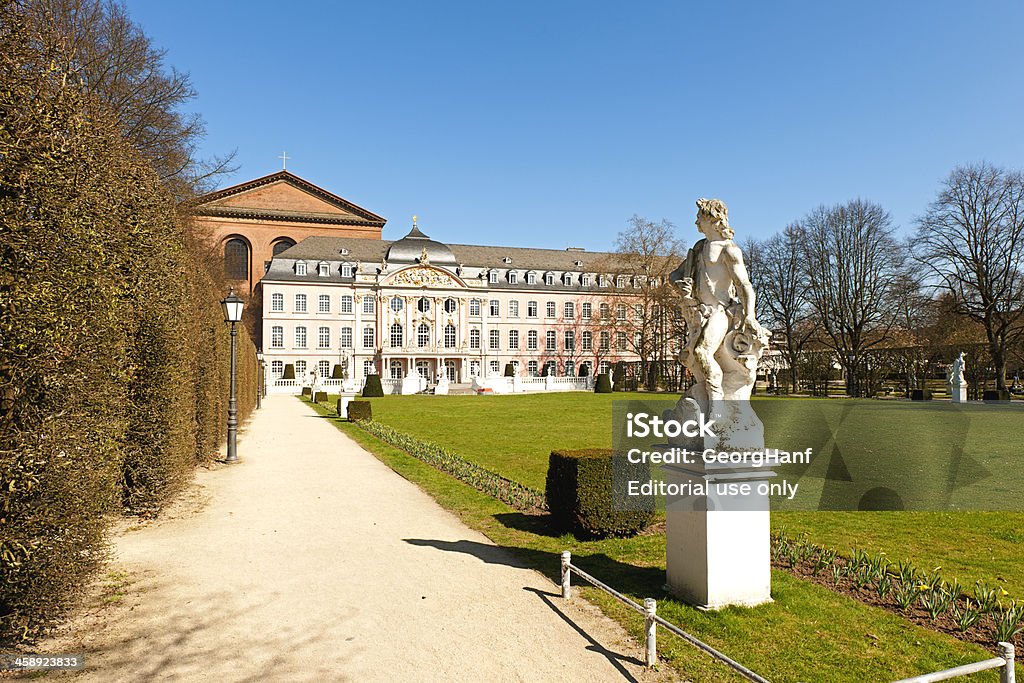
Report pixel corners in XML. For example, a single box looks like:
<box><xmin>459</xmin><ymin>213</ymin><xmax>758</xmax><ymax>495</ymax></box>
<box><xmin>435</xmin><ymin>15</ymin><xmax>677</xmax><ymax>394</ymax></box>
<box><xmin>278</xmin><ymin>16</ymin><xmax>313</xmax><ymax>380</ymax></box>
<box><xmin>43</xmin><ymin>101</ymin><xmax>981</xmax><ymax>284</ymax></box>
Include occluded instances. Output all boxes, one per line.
<box><xmin>127</xmin><ymin>1</ymin><xmax>1024</xmax><ymax>250</ymax></box>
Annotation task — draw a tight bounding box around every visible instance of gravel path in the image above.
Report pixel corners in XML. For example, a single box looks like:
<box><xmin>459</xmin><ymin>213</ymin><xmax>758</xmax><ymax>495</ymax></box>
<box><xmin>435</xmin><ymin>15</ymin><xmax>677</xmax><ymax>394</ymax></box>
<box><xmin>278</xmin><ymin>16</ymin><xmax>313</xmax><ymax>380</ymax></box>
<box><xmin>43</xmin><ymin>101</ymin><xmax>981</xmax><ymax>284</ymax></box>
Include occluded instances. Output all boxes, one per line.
<box><xmin>43</xmin><ymin>395</ymin><xmax>663</xmax><ymax>682</ymax></box>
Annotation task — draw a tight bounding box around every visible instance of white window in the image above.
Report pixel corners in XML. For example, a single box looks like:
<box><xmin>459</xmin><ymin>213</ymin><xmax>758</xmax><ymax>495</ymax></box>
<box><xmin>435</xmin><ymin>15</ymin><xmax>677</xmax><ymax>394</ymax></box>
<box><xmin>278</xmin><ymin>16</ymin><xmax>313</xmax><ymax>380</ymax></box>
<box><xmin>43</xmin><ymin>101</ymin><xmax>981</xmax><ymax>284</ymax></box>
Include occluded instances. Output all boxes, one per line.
<box><xmin>582</xmin><ymin>302</ymin><xmax>592</xmax><ymax>319</ymax></box>
<box><xmin>341</xmin><ymin>295</ymin><xmax>354</xmax><ymax>314</ymax></box>
<box><xmin>634</xmin><ymin>304</ymin><xmax>644</xmax><ymax>320</ymax></box>
<box><xmin>319</xmin><ymin>294</ymin><xmax>330</xmax><ymax>313</ymax></box>
<box><xmin>599</xmin><ymin>360</ymin><xmax>611</xmax><ymax>375</ymax></box>
<box><xmin>509</xmin><ymin>300</ymin><xmax>519</xmax><ymax>317</ymax></box>
<box><xmin>600</xmin><ymin>331</ymin><xmax>610</xmax><ymax>351</ymax></box>
<box><xmin>527</xmin><ymin>272</ymin><xmax>536</xmax><ymax>285</ymax></box>
<box><xmin>565</xmin><ymin>360</ymin><xmax>575</xmax><ymax>377</ymax></box>
<box><xmin>488</xmin><ymin>270</ymin><xmax>498</xmax><ymax>284</ymax></box>
<box><xmin>417</xmin><ymin>323</ymin><xmax>431</xmax><ymax>348</ymax></box>
<box><xmin>509</xmin><ymin>330</ymin><xmax>519</xmax><ymax>350</ymax></box>
<box><xmin>444</xmin><ymin>298</ymin><xmax>457</xmax><ymax>313</ymax></box>
<box><xmin>390</xmin><ymin>323</ymin><xmax>403</xmax><ymax>348</ymax></box>
<box><xmin>341</xmin><ymin>326</ymin><xmax>353</xmax><ymax>348</ymax></box>
<box><xmin>489</xmin><ymin>299</ymin><xmax>499</xmax><ymax>316</ymax></box>
<box><xmin>581</xmin><ymin>274</ymin><xmax>591</xmax><ymax>286</ymax></box>
<box><xmin>527</xmin><ymin>301</ymin><xmax>537</xmax><ymax>317</ymax></box>
<box><xmin>295</xmin><ymin>294</ymin><xmax>307</xmax><ymax>313</ymax></box>
<box><xmin>563</xmin><ymin>273</ymin><xmax>573</xmax><ymax>285</ymax></box>
<box><xmin>318</xmin><ymin>360</ymin><xmax>330</xmax><ymax>376</ymax></box>
<box><xmin>271</xmin><ymin>326</ymin><xmax>283</xmax><ymax>348</ymax></box>
<box><xmin>489</xmin><ymin>360</ymin><xmax>500</xmax><ymax>374</ymax></box>
<box><xmin>582</xmin><ymin>331</ymin><xmax>593</xmax><ymax>351</ymax></box>
<box><xmin>363</xmin><ymin>326</ymin><xmax>375</xmax><ymax>348</ymax></box>
<box><xmin>528</xmin><ymin>360</ymin><xmax>538</xmax><ymax>376</ymax></box>
<box><xmin>546</xmin><ymin>301</ymin><xmax>556</xmax><ymax>318</ymax></box>
<box><xmin>469</xmin><ymin>299</ymin><xmax>481</xmax><ymax>316</ymax></box>
<box><xmin>564</xmin><ymin>330</ymin><xmax>575</xmax><ymax>351</ymax></box>
<box><xmin>296</xmin><ymin>360</ymin><xmax>307</xmax><ymax>381</ymax></box>
<box><xmin>544</xmin><ymin>360</ymin><xmax>556</xmax><ymax>376</ymax></box>
<box><xmin>616</xmin><ymin>331</ymin><xmax>627</xmax><ymax>350</ymax></box>
<box><xmin>617</xmin><ymin>304</ymin><xmax>627</xmax><ymax>320</ymax></box>
<box><xmin>635</xmin><ymin>331</ymin><xmax>643</xmax><ymax>348</ymax></box>
<box><xmin>296</xmin><ymin>262</ymin><xmax>307</xmax><ymax>276</ymax></box>
<box><xmin>318</xmin><ymin>263</ymin><xmax>329</xmax><ymax>277</ymax></box>
<box><xmin>295</xmin><ymin>326</ymin><xmax>307</xmax><ymax>348</ymax></box>
<box><xmin>363</xmin><ymin>360</ymin><xmax>375</xmax><ymax>377</ymax></box>
<box><xmin>391</xmin><ymin>297</ymin><xmax>404</xmax><ymax>312</ymax></box>
<box><xmin>318</xmin><ymin>326</ymin><xmax>330</xmax><ymax>348</ymax></box>
<box><xmin>444</xmin><ymin>323</ymin><xmax>456</xmax><ymax>348</ymax></box>
<box><xmin>489</xmin><ymin>329</ymin><xmax>500</xmax><ymax>350</ymax></box>
<box><xmin>341</xmin><ymin>264</ymin><xmax>354</xmax><ymax>277</ymax></box>
<box><xmin>390</xmin><ymin>360</ymin><xmax>403</xmax><ymax>380</ymax></box>
<box><xmin>271</xmin><ymin>293</ymin><xmax>284</xmax><ymax>312</ymax></box>
<box><xmin>271</xmin><ymin>360</ymin><xmax>284</xmax><ymax>378</ymax></box>
<box><xmin>600</xmin><ymin>303</ymin><xmax>610</xmax><ymax>319</ymax></box>
<box><xmin>544</xmin><ymin>273</ymin><xmax>554</xmax><ymax>286</ymax></box>
<box><xmin>417</xmin><ymin>297</ymin><xmax>431</xmax><ymax>313</ymax></box>
<box><xmin>527</xmin><ymin>330</ymin><xmax>538</xmax><ymax>350</ymax></box>
<box><xmin>564</xmin><ymin>302</ymin><xmax>574</xmax><ymax>319</ymax></box>
<box><xmin>470</xmin><ymin>328</ymin><xmax>481</xmax><ymax>349</ymax></box>
<box><xmin>363</xmin><ymin>296</ymin><xmax>376</xmax><ymax>314</ymax></box>
<box><xmin>546</xmin><ymin>330</ymin><xmax>556</xmax><ymax>351</ymax></box>
<box><xmin>616</xmin><ymin>276</ymin><xmax>626</xmax><ymax>288</ymax></box>
<box><xmin>509</xmin><ymin>272</ymin><xmax>519</xmax><ymax>285</ymax></box>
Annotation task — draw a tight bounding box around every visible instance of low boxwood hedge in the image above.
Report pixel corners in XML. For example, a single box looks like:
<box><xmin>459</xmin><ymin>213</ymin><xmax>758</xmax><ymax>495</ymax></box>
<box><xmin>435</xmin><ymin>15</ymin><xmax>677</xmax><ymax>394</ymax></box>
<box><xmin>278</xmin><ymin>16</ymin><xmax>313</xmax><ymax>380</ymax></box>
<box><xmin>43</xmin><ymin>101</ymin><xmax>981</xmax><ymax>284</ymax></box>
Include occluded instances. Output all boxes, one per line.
<box><xmin>347</xmin><ymin>400</ymin><xmax>372</xmax><ymax>421</ymax></box>
<box><xmin>545</xmin><ymin>449</ymin><xmax>654</xmax><ymax>539</ymax></box>
<box><xmin>301</xmin><ymin>386</ymin><xmax>312</xmax><ymax>396</ymax></box>
<box><xmin>313</xmin><ymin>390</ymin><xmax>327</xmax><ymax>403</ymax></box>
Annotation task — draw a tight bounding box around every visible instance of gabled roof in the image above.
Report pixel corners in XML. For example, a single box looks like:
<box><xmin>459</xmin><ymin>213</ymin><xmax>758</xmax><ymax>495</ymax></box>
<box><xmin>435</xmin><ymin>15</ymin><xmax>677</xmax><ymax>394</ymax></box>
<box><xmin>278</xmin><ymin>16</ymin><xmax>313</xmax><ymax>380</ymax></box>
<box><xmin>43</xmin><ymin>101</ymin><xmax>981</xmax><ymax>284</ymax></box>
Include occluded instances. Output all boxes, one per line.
<box><xmin>192</xmin><ymin>170</ymin><xmax>386</xmax><ymax>227</ymax></box>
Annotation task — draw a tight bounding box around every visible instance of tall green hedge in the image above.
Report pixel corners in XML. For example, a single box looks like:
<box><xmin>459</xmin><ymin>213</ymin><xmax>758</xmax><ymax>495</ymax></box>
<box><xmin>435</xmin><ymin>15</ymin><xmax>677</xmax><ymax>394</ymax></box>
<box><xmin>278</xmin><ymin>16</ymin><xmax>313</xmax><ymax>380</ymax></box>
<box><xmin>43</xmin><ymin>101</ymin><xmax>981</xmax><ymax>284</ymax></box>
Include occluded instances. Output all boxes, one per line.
<box><xmin>363</xmin><ymin>374</ymin><xmax>385</xmax><ymax>397</ymax></box>
<box><xmin>0</xmin><ymin>5</ymin><xmax>256</xmax><ymax>641</ymax></box>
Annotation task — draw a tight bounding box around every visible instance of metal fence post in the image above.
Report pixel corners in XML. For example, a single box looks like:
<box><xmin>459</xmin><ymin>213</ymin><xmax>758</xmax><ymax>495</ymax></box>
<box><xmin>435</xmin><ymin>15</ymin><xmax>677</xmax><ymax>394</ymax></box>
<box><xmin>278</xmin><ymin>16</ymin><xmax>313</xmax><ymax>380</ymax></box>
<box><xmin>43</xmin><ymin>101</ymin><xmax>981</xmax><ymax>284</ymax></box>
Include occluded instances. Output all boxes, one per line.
<box><xmin>999</xmin><ymin>642</ymin><xmax>1015</xmax><ymax>683</ymax></box>
<box><xmin>644</xmin><ymin>598</ymin><xmax>657</xmax><ymax>668</ymax></box>
<box><xmin>561</xmin><ymin>551</ymin><xmax>572</xmax><ymax>599</ymax></box>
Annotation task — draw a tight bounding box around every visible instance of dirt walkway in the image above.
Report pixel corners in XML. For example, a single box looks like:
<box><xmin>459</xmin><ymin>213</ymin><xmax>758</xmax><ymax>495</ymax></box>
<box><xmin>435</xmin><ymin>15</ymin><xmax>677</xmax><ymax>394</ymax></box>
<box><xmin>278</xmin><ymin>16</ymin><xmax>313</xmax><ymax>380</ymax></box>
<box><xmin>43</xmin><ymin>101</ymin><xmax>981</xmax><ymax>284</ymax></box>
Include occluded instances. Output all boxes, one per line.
<box><xmin>40</xmin><ymin>395</ymin><xmax>662</xmax><ymax>682</ymax></box>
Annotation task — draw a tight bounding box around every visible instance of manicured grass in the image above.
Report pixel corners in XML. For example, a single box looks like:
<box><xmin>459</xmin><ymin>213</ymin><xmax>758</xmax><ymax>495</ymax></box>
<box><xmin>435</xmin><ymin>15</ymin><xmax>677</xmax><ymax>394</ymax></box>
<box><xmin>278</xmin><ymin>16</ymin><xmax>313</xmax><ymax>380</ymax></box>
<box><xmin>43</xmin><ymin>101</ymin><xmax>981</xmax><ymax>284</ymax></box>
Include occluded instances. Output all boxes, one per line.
<box><xmin>309</xmin><ymin>399</ymin><xmax>1008</xmax><ymax>682</ymax></box>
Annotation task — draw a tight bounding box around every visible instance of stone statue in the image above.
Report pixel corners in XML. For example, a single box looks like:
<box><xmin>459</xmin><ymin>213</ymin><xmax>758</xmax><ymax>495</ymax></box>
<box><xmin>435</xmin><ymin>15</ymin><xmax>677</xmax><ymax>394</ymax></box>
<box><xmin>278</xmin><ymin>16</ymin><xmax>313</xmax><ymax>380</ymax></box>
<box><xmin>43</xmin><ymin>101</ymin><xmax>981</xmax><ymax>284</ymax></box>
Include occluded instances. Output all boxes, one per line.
<box><xmin>947</xmin><ymin>352</ymin><xmax>967</xmax><ymax>402</ymax></box>
<box><xmin>669</xmin><ymin>199</ymin><xmax>770</xmax><ymax>448</ymax></box>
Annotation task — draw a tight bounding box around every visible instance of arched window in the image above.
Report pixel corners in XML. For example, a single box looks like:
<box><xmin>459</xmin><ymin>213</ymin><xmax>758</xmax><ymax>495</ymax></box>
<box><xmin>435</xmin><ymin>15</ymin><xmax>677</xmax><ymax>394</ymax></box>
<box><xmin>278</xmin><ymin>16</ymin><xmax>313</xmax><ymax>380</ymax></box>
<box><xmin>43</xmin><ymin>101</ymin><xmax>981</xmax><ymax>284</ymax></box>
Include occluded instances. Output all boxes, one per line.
<box><xmin>417</xmin><ymin>323</ymin><xmax>431</xmax><ymax>347</ymax></box>
<box><xmin>444</xmin><ymin>323</ymin><xmax>456</xmax><ymax>348</ymax></box>
<box><xmin>224</xmin><ymin>238</ymin><xmax>249</xmax><ymax>280</ymax></box>
<box><xmin>390</xmin><ymin>323</ymin><xmax>403</xmax><ymax>348</ymax></box>
<box><xmin>272</xmin><ymin>238</ymin><xmax>296</xmax><ymax>256</ymax></box>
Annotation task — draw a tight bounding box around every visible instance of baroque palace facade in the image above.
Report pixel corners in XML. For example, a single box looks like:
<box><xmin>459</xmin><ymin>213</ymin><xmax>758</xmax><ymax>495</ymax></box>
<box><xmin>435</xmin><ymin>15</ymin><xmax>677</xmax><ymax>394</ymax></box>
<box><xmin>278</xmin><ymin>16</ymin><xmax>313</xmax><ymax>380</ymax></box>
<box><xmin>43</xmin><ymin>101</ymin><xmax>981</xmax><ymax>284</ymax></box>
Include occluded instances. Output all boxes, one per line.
<box><xmin>195</xmin><ymin>170</ymin><xmax>643</xmax><ymax>385</ymax></box>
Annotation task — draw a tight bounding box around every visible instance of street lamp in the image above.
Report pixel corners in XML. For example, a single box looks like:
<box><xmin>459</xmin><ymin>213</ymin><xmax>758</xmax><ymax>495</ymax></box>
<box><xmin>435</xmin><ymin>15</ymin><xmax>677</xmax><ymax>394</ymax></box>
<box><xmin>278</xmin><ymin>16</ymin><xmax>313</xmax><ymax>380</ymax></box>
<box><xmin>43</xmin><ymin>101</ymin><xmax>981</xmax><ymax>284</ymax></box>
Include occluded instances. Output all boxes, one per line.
<box><xmin>255</xmin><ymin>351</ymin><xmax>264</xmax><ymax>409</ymax></box>
<box><xmin>220</xmin><ymin>289</ymin><xmax>244</xmax><ymax>463</ymax></box>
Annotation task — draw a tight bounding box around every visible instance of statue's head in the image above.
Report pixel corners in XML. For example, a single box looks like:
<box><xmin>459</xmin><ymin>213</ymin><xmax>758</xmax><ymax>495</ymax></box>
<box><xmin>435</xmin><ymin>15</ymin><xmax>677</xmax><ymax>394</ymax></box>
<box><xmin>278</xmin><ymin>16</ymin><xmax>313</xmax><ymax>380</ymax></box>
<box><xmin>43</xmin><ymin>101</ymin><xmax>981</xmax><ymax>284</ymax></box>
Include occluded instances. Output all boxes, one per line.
<box><xmin>695</xmin><ymin>198</ymin><xmax>734</xmax><ymax>239</ymax></box>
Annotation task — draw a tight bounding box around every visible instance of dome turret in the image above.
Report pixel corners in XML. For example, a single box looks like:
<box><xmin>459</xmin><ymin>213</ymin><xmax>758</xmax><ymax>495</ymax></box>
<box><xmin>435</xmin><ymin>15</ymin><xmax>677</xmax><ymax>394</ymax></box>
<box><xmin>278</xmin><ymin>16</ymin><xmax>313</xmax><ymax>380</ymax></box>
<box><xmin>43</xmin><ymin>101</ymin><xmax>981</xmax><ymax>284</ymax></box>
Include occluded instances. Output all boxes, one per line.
<box><xmin>386</xmin><ymin>218</ymin><xmax>457</xmax><ymax>266</ymax></box>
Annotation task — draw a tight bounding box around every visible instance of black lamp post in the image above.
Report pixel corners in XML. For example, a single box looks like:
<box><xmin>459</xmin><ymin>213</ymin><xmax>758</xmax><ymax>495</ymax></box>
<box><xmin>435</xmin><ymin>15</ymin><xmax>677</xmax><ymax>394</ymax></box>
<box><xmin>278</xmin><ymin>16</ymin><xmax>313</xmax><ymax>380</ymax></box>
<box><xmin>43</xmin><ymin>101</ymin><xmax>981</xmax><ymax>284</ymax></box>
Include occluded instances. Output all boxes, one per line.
<box><xmin>256</xmin><ymin>351</ymin><xmax>264</xmax><ymax>410</ymax></box>
<box><xmin>221</xmin><ymin>290</ymin><xmax>244</xmax><ymax>463</ymax></box>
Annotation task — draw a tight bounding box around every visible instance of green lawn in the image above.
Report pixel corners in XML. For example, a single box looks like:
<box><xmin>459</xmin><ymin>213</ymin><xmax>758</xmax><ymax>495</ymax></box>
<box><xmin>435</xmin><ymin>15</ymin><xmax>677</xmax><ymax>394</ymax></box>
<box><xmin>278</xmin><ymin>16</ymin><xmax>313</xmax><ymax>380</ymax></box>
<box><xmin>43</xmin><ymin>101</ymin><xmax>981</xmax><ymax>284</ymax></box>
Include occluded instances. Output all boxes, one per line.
<box><xmin>358</xmin><ymin>393</ymin><xmax>1024</xmax><ymax>595</ymax></box>
<box><xmin>310</xmin><ymin>394</ymin><xmax>1023</xmax><ymax>682</ymax></box>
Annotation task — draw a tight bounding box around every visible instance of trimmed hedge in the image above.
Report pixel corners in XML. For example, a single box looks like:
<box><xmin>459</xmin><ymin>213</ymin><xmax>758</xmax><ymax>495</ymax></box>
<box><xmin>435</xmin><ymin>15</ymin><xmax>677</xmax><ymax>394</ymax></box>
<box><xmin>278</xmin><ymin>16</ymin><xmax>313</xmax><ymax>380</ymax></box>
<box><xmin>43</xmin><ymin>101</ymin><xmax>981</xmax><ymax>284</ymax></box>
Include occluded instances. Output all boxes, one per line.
<box><xmin>545</xmin><ymin>449</ymin><xmax>654</xmax><ymax>539</ymax></box>
<box><xmin>984</xmin><ymin>389</ymin><xmax>1010</xmax><ymax>402</ymax></box>
<box><xmin>354</xmin><ymin>420</ymin><xmax>545</xmax><ymax>511</ymax></box>
<box><xmin>612</xmin><ymin>361</ymin><xmax>627</xmax><ymax>391</ymax></box>
<box><xmin>910</xmin><ymin>389</ymin><xmax>932</xmax><ymax>401</ymax></box>
<box><xmin>504</xmin><ymin>363</ymin><xmax>516</xmax><ymax>377</ymax></box>
<box><xmin>301</xmin><ymin>386</ymin><xmax>312</xmax><ymax>396</ymax></box>
<box><xmin>331</xmin><ymin>364</ymin><xmax>345</xmax><ymax>379</ymax></box>
<box><xmin>363</xmin><ymin>374</ymin><xmax>384</xmax><ymax>397</ymax></box>
<box><xmin>594</xmin><ymin>373</ymin><xmax>613</xmax><ymax>393</ymax></box>
<box><xmin>282</xmin><ymin>363</ymin><xmax>296</xmax><ymax>380</ymax></box>
<box><xmin>313</xmin><ymin>391</ymin><xmax>328</xmax><ymax>404</ymax></box>
<box><xmin>347</xmin><ymin>401</ymin><xmax>372</xmax><ymax>421</ymax></box>
<box><xmin>0</xmin><ymin>6</ymin><xmax>257</xmax><ymax>641</ymax></box>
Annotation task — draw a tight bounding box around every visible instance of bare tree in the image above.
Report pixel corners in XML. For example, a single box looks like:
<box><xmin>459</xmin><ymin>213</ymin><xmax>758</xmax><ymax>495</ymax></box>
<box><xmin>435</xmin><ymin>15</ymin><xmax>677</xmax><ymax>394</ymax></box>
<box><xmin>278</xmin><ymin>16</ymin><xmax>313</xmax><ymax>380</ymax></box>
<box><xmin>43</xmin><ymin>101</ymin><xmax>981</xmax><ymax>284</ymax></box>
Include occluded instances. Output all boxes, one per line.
<box><xmin>26</xmin><ymin>0</ymin><xmax>235</xmax><ymax>197</ymax></box>
<box><xmin>747</xmin><ymin>224</ymin><xmax>814</xmax><ymax>392</ymax></box>
<box><xmin>801</xmin><ymin>199</ymin><xmax>906</xmax><ymax>396</ymax></box>
<box><xmin>607</xmin><ymin>215</ymin><xmax>685</xmax><ymax>388</ymax></box>
<box><xmin>915</xmin><ymin>162</ymin><xmax>1024</xmax><ymax>392</ymax></box>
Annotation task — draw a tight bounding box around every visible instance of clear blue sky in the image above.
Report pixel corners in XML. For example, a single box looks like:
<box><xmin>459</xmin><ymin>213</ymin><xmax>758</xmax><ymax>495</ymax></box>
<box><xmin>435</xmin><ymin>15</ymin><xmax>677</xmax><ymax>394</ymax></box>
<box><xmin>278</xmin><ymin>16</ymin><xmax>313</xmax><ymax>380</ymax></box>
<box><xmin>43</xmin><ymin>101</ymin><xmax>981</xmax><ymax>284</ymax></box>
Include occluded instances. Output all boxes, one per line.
<box><xmin>127</xmin><ymin>0</ymin><xmax>1024</xmax><ymax>251</ymax></box>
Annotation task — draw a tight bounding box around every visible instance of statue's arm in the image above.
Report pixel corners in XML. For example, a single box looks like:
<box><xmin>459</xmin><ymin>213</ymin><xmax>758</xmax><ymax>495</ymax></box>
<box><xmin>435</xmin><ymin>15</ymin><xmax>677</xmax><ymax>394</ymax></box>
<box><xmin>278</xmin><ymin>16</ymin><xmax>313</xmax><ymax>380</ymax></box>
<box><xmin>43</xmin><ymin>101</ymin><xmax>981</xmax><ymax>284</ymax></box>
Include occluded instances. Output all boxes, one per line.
<box><xmin>724</xmin><ymin>243</ymin><xmax>758</xmax><ymax>325</ymax></box>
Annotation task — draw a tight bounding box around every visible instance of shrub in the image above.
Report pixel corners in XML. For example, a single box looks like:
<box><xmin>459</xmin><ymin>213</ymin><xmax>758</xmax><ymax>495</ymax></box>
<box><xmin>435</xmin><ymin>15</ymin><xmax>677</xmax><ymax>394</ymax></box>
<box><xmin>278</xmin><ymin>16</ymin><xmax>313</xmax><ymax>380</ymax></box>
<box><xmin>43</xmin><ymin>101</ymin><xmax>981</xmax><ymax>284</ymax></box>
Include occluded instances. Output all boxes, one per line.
<box><xmin>984</xmin><ymin>389</ymin><xmax>1010</xmax><ymax>402</ymax></box>
<box><xmin>348</xmin><ymin>401</ymin><xmax>372</xmax><ymax>421</ymax></box>
<box><xmin>595</xmin><ymin>373</ymin><xmax>613</xmax><ymax>393</ymax></box>
<box><xmin>363</xmin><ymin>374</ymin><xmax>384</xmax><ymax>397</ymax></box>
<box><xmin>331</xmin><ymin>364</ymin><xmax>345</xmax><ymax>379</ymax></box>
<box><xmin>545</xmin><ymin>449</ymin><xmax>653</xmax><ymax>539</ymax></box>
<box><xmin>541</xmin><ymin>364</ymin><xmax>550</xmax><ymax>377</ymax></box>
<box><xmin>579</xmin><ymin>364</ymin><xmax>589</xmax><ymax>377</ymax></box>
<box><xmin>910</xmin><ymin>389</ymin><xmax>931</xmax><ymax>401</ymax></box>
<box><xmin>504</xmin><ymin>363</ymin><xmax>516</xmax><ymax>377</ymax></box>
<box><xmin>313</xmin><ymin>391</ymin><xmax>327</xmax><ymax>404</ymax></box>
<box><xmin>301</xmin><ymin>386</ymin><xmax>312</xmax><ymax>396</ymax></box>
<box><xmin>282</xmin><ymin>364</ymin><xmax>296</xmax><ymax>380</ymax></box>
<box><xmin>612</xmin><ymin>361</ymin><xmax>627</xmax><ymax>391</ymax></box>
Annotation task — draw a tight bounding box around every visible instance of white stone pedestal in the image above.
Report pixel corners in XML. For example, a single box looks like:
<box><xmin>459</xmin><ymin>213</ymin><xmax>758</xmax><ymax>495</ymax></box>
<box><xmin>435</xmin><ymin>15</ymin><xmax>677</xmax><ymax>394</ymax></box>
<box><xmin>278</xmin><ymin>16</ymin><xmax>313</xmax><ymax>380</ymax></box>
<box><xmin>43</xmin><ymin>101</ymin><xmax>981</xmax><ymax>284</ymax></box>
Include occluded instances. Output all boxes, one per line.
<box><xmin>664</xmin><ymin>465</ymin><xmax>773</xmax><ymax>609</ymax></box>
<box><xmin>949</xmin><ymin>383</ymin><xmax>967</xmax><ymax>403</ymax></box>
<box><xmin>336</xmin><ymin>392</ymin><xmax>358</xmax><ymax>419</ymax></box>
<box><xmin>434</xmin><ymin>378</ymin><xmax>450</xmax><ymax>395</ymax></box>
